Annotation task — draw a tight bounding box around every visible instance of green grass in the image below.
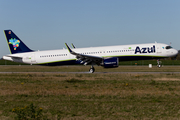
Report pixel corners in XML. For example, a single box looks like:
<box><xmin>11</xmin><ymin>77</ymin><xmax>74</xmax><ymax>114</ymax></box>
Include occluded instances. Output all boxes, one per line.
<box><xmin>0</xmin><ymin>71</ymin><xmax>180</xmax><ymax>119</ymax></box>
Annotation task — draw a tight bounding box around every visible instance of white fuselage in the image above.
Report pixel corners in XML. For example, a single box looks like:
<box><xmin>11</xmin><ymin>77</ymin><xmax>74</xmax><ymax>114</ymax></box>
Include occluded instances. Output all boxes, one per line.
<box><xmin>3</xmin><ymin>43</ymin><xmax>178</xmax><ymax>65</ymax></box>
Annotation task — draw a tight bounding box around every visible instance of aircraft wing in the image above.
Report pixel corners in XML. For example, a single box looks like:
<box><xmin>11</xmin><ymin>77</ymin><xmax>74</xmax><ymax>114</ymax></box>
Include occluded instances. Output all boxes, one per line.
<box><xmin>71</xmin><ymin>43</ymin><xmax>76</xmax><ymax>48</ymax></box>
<box><xmin>65</xmin><ymin>43</ymin><xmax>102</xmax><ymax>65</ymax></box>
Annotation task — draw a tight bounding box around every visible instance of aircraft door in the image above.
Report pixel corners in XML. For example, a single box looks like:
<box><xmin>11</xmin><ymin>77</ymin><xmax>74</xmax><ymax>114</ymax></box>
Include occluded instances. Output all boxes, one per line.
<box><xmin>156</xmin><ymin>44</ymin><xmax>162</xmax><ymax>54</ymax></box>
<box><xmin>31</xmin><ymin>53</ymin><xmax>36</xmax><ymax>64</ymax></box>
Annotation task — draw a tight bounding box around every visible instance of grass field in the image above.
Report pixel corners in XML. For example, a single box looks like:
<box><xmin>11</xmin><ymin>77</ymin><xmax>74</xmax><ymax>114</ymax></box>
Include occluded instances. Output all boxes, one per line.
<box><xmin>0</xmin><ymin>66</ymin><xmax>180</xmax><ymax>119</ymax></box>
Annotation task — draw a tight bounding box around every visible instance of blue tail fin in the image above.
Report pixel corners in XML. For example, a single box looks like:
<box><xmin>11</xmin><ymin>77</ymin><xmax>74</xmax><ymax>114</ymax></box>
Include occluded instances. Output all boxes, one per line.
<box><xmin>4</xmin><ymin>30</ymin><xmax>33</xmax><ymax>54</ymax></box>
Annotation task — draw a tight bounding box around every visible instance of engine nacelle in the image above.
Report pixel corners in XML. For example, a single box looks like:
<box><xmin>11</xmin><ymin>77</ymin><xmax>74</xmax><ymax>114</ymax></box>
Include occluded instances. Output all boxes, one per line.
<box><xmin>103</xmin><ymin>57</ymin><xmax>119</xmax><ymax>68</ymax></box>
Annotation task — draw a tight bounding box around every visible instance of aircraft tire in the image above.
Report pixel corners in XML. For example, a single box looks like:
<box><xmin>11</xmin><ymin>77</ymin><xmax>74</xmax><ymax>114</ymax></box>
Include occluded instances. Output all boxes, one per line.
<box><xmin>89</xmin><ymin>67</ymin><xmax>95</xmax><ymax>73</ymax></box>
<box><xmin>158</xmin><ymin>64</ymin><xmax>161</xmax><ymax>68</ymax></box>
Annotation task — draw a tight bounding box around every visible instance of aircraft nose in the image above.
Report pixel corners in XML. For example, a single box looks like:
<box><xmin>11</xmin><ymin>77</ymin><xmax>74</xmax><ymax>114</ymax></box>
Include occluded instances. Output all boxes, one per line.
<box><xmin>174</xmin><ymin>49</ymin><xmax>178</xmax><ymax>55</ymax></box>
<box><xmin>176</xmin><ymin>50</ymin><xmax>178</xmax><ymax>54</ymax></box>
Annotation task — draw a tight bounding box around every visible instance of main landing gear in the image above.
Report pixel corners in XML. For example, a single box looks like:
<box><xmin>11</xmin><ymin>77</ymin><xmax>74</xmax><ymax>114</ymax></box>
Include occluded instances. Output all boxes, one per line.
<box><xmin>89</xmin><ymin>65</ymin><xmax>95</xmax><ymax>73</ymax></box>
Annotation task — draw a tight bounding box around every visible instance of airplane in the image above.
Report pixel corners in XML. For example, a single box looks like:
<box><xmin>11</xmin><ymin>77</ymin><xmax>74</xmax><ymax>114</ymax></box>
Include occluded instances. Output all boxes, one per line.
<box><xmin>2</xmin><ymin>30</ymin><xmax>178</xmax><ymax>73</ymax></box>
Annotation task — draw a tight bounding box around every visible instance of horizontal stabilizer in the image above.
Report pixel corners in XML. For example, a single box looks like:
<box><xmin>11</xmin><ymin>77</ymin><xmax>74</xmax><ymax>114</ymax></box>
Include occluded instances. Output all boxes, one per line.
<box><xmin>6</xmin><ymin>55</ymin><xmax>22</xmax><ymax>59</ymax></box>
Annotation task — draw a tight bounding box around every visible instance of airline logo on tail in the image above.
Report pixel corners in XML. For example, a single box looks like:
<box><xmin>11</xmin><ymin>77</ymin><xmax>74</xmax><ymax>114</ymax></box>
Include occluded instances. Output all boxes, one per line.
<box><xmin>9</xmin><ymin>38</ymin><xmax>20</xmax><ymax>50</ymax></box>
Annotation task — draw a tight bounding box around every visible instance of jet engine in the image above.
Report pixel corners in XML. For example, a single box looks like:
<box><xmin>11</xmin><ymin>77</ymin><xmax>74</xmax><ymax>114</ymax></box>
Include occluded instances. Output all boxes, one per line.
<box><xmin>102</xmin><ymin>57</ymin><xmax>119</xmax><ymax>68</ymax></box>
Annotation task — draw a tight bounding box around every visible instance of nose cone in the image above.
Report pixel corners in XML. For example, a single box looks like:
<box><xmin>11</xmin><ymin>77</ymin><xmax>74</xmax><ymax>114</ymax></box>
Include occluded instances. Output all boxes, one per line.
<box><xmin>171</xmin><ymin>49</ymin><xmax>179</xmax><ymax>58</ymax></box>
<box><xmin>174</xmin><ymin>49</ymin><xmax>178</xmax><ymax>56</ymax></box>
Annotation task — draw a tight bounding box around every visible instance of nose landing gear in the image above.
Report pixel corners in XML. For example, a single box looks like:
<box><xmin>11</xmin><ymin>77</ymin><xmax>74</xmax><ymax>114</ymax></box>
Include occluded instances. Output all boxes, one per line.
<box><xmin>157</xmin><ymin>59</ymin><xmax>162</xmax><ymax>68</ymax></box>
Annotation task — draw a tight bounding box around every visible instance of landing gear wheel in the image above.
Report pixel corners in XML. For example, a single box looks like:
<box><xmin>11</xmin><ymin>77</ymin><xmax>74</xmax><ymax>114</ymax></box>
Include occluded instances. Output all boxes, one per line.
<box><xmin>158</xmin><ymin>64</ymin><xmax>161</xmax><ymax>68</ymax></box>
<box><xmin>89</xmin><ymin>67</ymin><xmax>95</xmax><ymax>73</ymax></box>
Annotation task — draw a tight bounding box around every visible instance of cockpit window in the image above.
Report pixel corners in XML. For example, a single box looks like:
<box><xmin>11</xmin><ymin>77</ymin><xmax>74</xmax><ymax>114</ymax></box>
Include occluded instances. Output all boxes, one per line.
<box><xmin>166</xmin><ymin>46</ymin><xmax>173</xmax><ymax>49</ymax></box>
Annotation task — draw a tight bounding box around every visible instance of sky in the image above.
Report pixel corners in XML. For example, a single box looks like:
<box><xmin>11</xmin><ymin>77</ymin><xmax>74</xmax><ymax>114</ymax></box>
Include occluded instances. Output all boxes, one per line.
<box><xmin>0</xmin><ymin>0</ymin><xmax>180</xmax><ymax>57</ymax></box>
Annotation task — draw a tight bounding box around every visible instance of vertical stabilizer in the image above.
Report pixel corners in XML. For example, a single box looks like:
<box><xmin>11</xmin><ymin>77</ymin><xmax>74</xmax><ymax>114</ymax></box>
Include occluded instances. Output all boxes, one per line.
<box><xmin>4</xmin><ymin>30</ymin><xmax>33</xmax><ymax>54</ymax></box>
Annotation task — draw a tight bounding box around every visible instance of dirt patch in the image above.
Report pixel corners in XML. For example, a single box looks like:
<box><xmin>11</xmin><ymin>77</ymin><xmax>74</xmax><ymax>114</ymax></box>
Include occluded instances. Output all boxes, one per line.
<box><xmin>155</xmin><ymin>77</ymin><xmax>180</xmax><ymax>81</ymax></box>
